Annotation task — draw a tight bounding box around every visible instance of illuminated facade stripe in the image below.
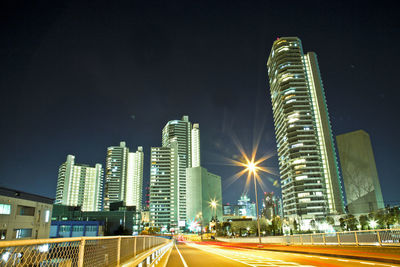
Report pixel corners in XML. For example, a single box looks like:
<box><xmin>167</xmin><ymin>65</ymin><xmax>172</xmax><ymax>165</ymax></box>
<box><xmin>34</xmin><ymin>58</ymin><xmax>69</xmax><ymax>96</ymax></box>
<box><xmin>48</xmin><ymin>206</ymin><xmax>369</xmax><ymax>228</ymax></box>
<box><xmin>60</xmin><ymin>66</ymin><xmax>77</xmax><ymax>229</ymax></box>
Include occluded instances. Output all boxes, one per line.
<box><xmin>126</xmin><ymin>147</ymin><xmax>144</xmax><ymax>211</ymax></box>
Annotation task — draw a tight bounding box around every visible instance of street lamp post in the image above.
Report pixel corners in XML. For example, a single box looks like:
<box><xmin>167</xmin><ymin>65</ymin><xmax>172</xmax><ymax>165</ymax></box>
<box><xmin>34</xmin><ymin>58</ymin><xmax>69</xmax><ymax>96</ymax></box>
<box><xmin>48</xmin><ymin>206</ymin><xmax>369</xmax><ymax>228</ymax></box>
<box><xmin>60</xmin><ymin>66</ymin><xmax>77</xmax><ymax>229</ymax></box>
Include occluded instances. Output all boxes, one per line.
<box><xmin>247</xmin><ymin>162</ymin><xmax>262</xmax><ymax>244</ymax></box>
<box><xmin>196</xmin><ymin>212</ymin><xmax>203</xmax><ymax>241</ymax></box>
<box><xmin>210</xmin><ymin>199</ymin><xmax>217</xmax><ymax>233</ymax></box>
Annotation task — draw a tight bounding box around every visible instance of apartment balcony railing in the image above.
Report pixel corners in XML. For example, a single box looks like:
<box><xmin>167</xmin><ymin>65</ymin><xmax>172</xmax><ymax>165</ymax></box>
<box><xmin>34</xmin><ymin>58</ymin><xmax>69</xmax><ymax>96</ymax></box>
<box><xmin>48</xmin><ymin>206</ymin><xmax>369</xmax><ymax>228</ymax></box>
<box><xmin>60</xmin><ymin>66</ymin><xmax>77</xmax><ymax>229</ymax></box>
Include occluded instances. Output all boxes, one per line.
<box><xmin>0</xmin><ymin>235</ymin><xmax>172</xmax><ymax>266</ymax></box>
<box><xmin>217</xmin><ymin>229</ymin><xmax>400</xmax><ymax>247</ymax></box>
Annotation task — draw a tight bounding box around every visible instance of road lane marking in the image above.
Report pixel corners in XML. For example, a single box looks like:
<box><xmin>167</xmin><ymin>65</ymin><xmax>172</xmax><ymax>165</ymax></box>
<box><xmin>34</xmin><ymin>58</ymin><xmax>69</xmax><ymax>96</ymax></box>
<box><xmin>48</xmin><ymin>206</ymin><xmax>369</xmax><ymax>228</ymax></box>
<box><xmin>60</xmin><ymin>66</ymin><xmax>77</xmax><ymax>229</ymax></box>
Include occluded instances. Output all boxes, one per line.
<box><xmin>175</xmin><ymin>243</ymin><xmax>188</xmax><ymax>267</ymax></box>
<box><xmin>185</xmin><ymin>242</ymin><xmax>316</xmax><ymax>266</ymax></box>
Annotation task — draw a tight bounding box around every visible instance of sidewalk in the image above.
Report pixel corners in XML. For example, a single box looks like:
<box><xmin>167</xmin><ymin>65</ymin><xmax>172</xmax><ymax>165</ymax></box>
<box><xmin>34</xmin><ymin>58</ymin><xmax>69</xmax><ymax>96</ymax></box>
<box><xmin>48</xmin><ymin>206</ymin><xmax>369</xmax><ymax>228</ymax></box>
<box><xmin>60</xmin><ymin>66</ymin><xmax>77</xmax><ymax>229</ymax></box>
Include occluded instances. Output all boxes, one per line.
<box><xmin>204</xmin><ymin>240</ymin><xmax>400</xmax><ymax>264</ymax></box>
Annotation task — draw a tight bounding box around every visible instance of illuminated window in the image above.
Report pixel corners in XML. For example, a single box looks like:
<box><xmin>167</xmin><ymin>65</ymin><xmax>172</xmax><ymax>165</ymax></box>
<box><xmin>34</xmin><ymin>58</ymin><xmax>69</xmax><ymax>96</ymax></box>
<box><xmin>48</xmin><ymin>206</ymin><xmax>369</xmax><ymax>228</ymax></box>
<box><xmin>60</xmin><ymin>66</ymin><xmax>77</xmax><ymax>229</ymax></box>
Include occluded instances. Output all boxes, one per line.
<box><xmin>45</xmin><ymin>210</ymin><xmax>50</xmax><ymax>223</ymax></box>
<box><xmin>15</xmin><ymin>228</ymin><xmax>32</xmax><ymax>239</ymax></box>
<box><xmin>0</xmin><ymin>204</ymin><xmax>11</xmax><ymax>215</ymax></box>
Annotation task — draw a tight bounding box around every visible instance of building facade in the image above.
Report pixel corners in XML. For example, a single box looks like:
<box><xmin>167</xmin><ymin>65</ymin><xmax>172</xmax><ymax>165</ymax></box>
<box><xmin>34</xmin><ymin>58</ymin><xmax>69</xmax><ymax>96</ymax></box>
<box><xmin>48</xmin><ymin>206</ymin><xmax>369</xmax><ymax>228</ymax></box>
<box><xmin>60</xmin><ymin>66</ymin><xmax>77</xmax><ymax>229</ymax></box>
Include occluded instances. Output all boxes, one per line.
<box><xmin>336</xmin><ymin>130</ymin><xmax>384</xmax><ymax>214</ymax></box>
<box><xmin>50</xmin><ymin>220</ymin><xmax>102</xmax><ymax>238</ymax></box>
<box><xmin>0</xmin><ymin>187</ymin><xmax>53</xmax><ymax>240</ymax></box>
<box><xmin>186</xmin><ymin>166</ymin><xmax>223</xmax><ymax>225</ymax></box>
<box><xmin>126</xmin><ymin>147</ymin><xmax>144</xmax><ymax>211</ymax></box>
<box><xmin>55</xmin><ymin>155</ymin><xmax>103</xmax><ymax>211</ymax></box>
<box><xmin>161</xmin><ymin>116</ymin><xmax>192</xmax><ymax>223</ymax></box>
<box><xmin>150</xmin><ymin>116</ymin><xmax>201</xmax><ymax>229</ymax></box>
<box><xmin>104</xmin><ymin>142</ymin><xmax>129</xmax><ymax>210</ymax></box>
<box><xmin>267</xmin><ymin>37</ymin><xmax>344</xmax><ymax>219</ymax></box>
<box><xmin>150</xmin><ymin>144</ymin><xmax>179</xmax><ymax>228</ymax></box>
<box><xmin>104</xmin><ymin>142</ymin><xmax>143</xmax><ymax>211</ymax></box>
<box><xmin>237</xmin><ymin>194</ymin><xmax>256</xmax><ymax>219</ymax></box>
<box><xmin>262</xmin><ymin>192</ymin><xmax>283</xmax><ymax>219</ymax></box>
<box><xmin>191</xmin><ymin>123</ymin><xmax>201</xmax><ymax>167</ymax></box>
<box><xmin>52</xmin><ymin>204</ymin><xmax>141</xmax><ymax>236</ymax></box>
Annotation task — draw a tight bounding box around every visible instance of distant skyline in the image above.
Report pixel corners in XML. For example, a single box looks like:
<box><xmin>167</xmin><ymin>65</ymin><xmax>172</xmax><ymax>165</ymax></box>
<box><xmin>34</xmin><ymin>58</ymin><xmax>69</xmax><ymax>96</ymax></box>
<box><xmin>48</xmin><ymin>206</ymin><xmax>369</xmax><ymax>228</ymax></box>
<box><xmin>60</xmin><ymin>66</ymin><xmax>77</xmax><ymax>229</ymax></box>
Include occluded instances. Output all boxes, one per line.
<box><xmin>1</xmin><ymin>1</ymin><xmax>399</xmax><ymax>207</ymax></box>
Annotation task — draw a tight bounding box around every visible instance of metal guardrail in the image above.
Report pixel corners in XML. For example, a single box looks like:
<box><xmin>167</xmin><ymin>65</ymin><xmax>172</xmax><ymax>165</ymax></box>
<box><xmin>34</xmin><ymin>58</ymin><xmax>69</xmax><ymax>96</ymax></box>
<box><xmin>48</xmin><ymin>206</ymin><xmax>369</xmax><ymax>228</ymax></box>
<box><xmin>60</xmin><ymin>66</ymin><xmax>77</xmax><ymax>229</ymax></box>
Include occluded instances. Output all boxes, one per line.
<box><xmin>217</xmin><ymin>229</ymin><xmax>400</xmax><ymax>247</ymax></box>
<box><xmin>0</xmin><ymin>235</ymin><xmax>170</xmax><ymax>266</ymax></box>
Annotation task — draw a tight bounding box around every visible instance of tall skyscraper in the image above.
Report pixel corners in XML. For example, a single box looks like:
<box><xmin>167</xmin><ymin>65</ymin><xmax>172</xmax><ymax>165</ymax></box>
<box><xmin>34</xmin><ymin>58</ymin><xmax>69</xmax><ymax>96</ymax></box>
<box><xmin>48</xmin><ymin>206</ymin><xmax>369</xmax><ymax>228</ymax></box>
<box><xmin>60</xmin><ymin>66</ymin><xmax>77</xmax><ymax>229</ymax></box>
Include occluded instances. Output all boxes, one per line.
<box><xmin>55</xmin><ymin>155</ymin><xmax>103</xmax><ymax>211</ymax></box>
<box><xmin>267</xmin><ymin>37</ymin><xmax>344</xmax><ymax>219</ymax></box>
<box><xmin>150</xmin><ymin>116</ymin><xmax>200</xmax><ymax>228</ymax></box>
<box><xmin>336</xmin><ymin>130</ymin><xmax>384</xmax><ymax>214</ymax></box>
<box><xmin>161</xmin><ymin>116</ymin><xmax>192</xmax><ymax>223</ymax></box>
<box><xmin>150</xmin><ymin>143</ymin><xmax>179</xmax><ymax>228</ymax></box>
<box><xmin>126</xmin><ymin>147</ymin><xmax>144</xmax><ymax>211</ymax></box>
<box><xmin>104</xmin><ymin>142</ymin><xmax>143</xmax><ymax>211</ymax></box>
<box><xmin>104</xmin><ymin>142</ymin><xmax>129</xmax><ymax>210</ymax></box>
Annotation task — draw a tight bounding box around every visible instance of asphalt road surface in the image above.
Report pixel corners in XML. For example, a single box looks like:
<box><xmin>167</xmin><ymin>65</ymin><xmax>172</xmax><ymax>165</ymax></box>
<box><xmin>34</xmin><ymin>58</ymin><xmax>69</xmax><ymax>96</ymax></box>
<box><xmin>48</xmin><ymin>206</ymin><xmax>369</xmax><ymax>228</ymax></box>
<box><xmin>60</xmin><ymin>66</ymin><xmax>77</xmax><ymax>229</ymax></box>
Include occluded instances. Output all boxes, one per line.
<box><xmin>165</xmin><ymin>241</ymin><xmax>400</xmax><ymax>267</ymax></box>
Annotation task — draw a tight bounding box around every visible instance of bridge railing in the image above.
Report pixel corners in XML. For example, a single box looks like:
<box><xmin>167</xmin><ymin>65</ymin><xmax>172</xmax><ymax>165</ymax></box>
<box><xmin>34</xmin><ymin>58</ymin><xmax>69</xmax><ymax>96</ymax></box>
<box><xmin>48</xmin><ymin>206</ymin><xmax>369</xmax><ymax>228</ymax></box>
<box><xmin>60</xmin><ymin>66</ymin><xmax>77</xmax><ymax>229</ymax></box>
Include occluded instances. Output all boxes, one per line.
<box><xmin>0</xmin><ymin>235</ymin><xmax>170</xmax><ymax>266</ymax></box>
<box><xmin>217</xmin><ymin>229</ymin><xmax>400</xmax><ymax>247</ymax></box>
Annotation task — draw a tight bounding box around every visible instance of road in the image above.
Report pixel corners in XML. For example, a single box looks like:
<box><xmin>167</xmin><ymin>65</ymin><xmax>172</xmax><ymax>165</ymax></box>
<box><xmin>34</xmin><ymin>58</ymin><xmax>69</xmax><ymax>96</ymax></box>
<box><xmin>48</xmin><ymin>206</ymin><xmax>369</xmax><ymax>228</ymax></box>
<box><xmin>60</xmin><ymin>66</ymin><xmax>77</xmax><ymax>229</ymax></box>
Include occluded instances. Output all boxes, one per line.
<box><xmin>165</xmin><ymin>241</ymin><xmax>400</xmax><ymax>267</ymax></box>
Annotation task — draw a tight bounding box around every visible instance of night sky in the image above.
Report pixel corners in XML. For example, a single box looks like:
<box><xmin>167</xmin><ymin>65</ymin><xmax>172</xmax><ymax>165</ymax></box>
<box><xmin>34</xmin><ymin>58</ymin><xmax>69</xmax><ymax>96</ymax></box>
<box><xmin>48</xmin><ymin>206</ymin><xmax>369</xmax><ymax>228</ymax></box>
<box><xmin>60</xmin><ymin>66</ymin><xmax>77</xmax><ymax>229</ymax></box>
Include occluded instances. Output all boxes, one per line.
<box><xmin>1</xmin><ymin>1</ymin><xmax>399</xmax><ymax>208</ymax></box>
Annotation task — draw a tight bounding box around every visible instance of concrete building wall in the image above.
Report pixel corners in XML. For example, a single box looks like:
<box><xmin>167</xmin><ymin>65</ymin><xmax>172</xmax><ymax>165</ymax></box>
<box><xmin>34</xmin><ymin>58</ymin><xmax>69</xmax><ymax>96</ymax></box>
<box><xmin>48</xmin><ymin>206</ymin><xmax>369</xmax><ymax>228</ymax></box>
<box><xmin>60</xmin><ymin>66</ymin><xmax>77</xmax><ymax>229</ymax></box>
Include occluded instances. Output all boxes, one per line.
<box><xmin>336</xmin><ymin>130</ymin><xmax>384</xmax><ymax>214</ymax></box>
<box><xmin>0</xmin><ymin>193</ymin><xmax>53</xmax><ymax>240</ymax></box>
<box><xmin>186</xmin><ymin>167</ymin><xmax>223</xmax><ymax>225</ymax></box>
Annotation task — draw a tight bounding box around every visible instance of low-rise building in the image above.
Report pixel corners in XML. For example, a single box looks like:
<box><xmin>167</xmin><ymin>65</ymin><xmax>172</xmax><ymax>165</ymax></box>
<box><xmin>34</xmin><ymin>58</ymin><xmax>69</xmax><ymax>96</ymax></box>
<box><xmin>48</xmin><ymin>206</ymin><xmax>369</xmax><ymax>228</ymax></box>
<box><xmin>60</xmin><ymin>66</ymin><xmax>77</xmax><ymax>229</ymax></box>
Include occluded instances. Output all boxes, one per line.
<box><xmin>50</xmin><ymin>220</ymin><xmax>103</xmax><ymax>238</ymax></box>
<box><xmin>0</xmin><ymin>187</ymin><xmax>53</xmax><ymax>240</ymax></box>
<box><xmin>52</xmin><ymin>203</ymin><xmax>141</xmax><ymax>236</ymax></box>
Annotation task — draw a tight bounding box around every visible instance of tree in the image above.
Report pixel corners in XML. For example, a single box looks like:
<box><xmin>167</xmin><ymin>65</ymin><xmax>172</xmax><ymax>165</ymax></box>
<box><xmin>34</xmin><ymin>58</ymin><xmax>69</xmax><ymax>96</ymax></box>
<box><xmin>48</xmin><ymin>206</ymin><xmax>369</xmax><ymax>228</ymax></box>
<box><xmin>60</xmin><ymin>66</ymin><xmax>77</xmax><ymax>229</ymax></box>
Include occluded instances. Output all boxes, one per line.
<box><xmin>310</xmin><ymin>219</ymin><xmax>316</xmax><ymax>229</ymax></box>
<box><xmin>359</xmin><ymin>215</ymin><xmax>369</xmax><ymax>230</ymax></box>
<box><xmin>326</xmin><ymin>217</ymin><xmax>335</xmax><ymax>226</ymax></box>
<box><xmin>346</xmin><ymin>214</ymin><xmax>358</xmax><ymax>231</ymax></box>
<box><xmin>293</xmin><ymin>219</ymin><xmax>298</xmax><ymax>232</ymax></box>
<box><xmin>339</xmin><ymin>218</ymin><xmax>346</xmax><ymax>231</ymax></box>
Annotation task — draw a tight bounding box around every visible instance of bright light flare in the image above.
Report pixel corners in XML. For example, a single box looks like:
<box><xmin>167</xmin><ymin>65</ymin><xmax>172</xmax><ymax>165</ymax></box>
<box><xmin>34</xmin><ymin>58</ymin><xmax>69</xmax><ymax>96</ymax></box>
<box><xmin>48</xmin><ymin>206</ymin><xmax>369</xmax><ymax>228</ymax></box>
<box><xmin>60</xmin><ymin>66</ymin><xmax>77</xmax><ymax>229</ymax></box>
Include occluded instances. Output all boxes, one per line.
<box><xmin>209</xmin><ymin>199</ymin><xmax>218</xmax><ymax>209</ymax></box>
<box><xmin>369</xmin><ymin>219</ymin><xmax>378</xmax><ymax>229</ymax></box>
<box><xmin>246</xmin><ymin>161</ymin><xmax>257</xmax><ymax>174</ymax></box>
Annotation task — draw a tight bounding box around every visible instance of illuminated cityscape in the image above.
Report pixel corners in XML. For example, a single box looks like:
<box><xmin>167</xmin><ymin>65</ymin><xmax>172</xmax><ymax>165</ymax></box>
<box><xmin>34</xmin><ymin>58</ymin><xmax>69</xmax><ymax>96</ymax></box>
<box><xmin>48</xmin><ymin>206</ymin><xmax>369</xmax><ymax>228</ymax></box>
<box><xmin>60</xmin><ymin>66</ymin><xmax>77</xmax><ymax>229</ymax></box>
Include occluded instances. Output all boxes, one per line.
<box><xmin>1</xmin><ymin>1</ymin><xmax>399</xmax><ymax>266</ymax></box>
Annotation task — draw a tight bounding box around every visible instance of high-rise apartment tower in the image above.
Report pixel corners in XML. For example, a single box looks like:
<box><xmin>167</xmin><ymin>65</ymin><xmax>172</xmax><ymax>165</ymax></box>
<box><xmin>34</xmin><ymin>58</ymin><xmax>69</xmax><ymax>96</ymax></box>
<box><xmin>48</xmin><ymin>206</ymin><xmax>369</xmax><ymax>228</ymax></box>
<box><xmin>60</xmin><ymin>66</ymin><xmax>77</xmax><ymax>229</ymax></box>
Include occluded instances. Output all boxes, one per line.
<box><xmin>104</xmin><ymin>142</ymin><xmax>143</xmax><ymax>211</ymax></box>
<box><xmin>150</xmin><ymin>116</ymin><xmax>200</xmax><ymax>228</ymax></box>
<box><xmin>126</xmin><ymin>147</ymin><xmax>144</xmax><ymax>211</ymax></box>
<box><xmin>55</xmin><ymin>155</ymin><xmax>103</xmax><ymax>211</ymax></box>
<box><xmin>161</xmin><ymin>116</ymin><xmax>192</xmax><ymax>223</ymax></box>
<box><xmin>267</xmin><ymin>37</ymin><xmax>344</xmax><ymax>219</ymax></box>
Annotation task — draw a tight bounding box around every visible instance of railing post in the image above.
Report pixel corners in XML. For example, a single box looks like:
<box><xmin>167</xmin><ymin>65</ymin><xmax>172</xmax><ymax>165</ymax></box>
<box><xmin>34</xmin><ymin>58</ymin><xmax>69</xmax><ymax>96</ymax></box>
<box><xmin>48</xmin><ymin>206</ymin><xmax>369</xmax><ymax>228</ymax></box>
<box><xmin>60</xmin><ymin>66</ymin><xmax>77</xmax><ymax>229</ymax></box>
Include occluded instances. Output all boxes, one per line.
<box><xmin>300</xmin><ymin>235</ymin><xmax>303</xmax><ymax>245</ymax></box>
<box><xmin>337</xmin><ymin>232</ymin><xmax>341</xmax><ymax>246</ymax></box>
<box><xmin>134</xmin><ymin>236</ymin><xmax>137</xmax><ymax>257</ymax></box>
<box><xmin>143</xmin><ymin>236</ymin><xmax>146</xmax><ymax>251</ymax></box>
<box><xmin>377</xmin><ymin>231</ymin><xmax>382</xmax><ymax>246</ymax></box>
<box><xmin>310</xmin><ymin>234</ymin><xmax>313</xmax><ymax>245</ymax></box>
<box><xmin>117</xmin><ymin>236</ymin><xmax>122</xmax><ymax>266</ymax></box>
<box><xmin>78</xmin><ymin>237</ymin><xmax>86</xmax><ymax>267</ymax></box>
<box><xmin>354</xmin><ymin>232</ymin><xmax>359</xmax><ymax>246</ymax></box>
<box><xmin>322</xmin><ymin>233</ymin><xmax>326</xmax><ymax>245</ymax></box>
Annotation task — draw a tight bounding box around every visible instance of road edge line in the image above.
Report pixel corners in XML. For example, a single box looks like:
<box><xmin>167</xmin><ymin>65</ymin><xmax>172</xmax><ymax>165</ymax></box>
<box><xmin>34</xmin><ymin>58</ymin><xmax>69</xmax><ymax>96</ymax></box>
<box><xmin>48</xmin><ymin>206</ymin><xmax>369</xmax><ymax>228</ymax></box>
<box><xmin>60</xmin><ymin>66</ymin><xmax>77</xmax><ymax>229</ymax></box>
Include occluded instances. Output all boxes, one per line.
<box><xmin>175</xmin><ymin>243</ymin><xmax>188</xmax><ymax>267</ymax></box>
<box><xmin>161</xmin><ymin>243</ymin><xmax>174</xmax><ymax>267</ymax></box>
